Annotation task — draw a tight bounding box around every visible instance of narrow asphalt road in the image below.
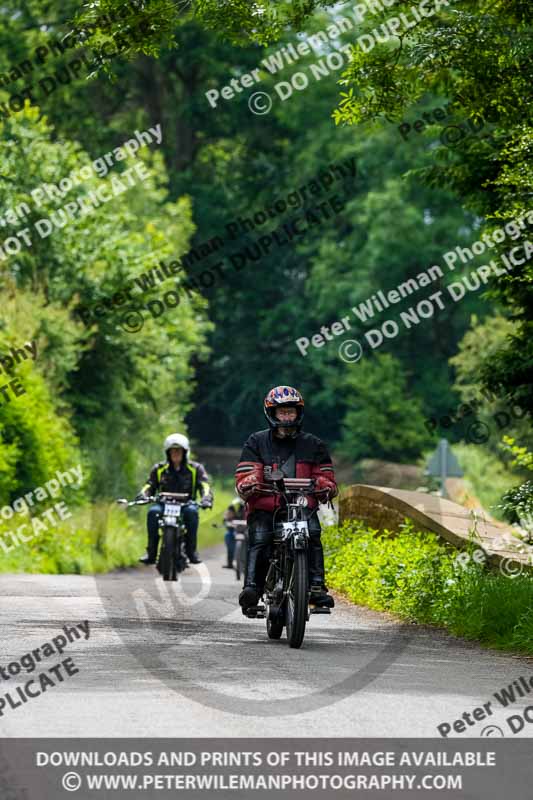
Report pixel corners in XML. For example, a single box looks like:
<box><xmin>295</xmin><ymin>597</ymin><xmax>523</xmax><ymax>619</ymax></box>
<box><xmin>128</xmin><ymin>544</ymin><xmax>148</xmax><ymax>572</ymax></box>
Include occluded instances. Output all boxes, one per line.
<box><xmin>1</xmin><ymin>545</ymin><xmax>532</xmax><ymax>738</ymax></box>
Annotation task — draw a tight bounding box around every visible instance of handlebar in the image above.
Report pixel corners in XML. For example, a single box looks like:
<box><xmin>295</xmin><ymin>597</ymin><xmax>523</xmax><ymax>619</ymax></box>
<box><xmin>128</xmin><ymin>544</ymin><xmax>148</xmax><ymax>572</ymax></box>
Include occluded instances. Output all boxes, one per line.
<box><xmin>116</xmin><ymin>493</ymin><xmax>196</xmax><ymax>508</ymax></box>
<box><xmin>116</xmin><ymin>496</ymin><xmax>155</xmax><ymax>508</ymax></box>
<box><xmin>257</xmin><ymin>472</ymin><xmax>317</xmax><ymax>495</ymax></box>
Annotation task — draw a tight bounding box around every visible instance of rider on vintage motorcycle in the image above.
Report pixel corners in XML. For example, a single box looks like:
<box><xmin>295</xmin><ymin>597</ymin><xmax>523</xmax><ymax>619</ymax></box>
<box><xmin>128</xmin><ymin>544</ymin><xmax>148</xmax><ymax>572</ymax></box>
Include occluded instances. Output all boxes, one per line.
<box><xmin>137</xmin><ymin>433</ymin><xmax>213</xmax><ymax>565</ymax></box>
<box><xmin>235</xmin><ymin>386</ymin><xmax>337</xmax><ymax>611</ymax></box>
<box><xmin>223</xmin><ymin>497</ymin><xmax>246</xmax><ymax>569</ymax></box>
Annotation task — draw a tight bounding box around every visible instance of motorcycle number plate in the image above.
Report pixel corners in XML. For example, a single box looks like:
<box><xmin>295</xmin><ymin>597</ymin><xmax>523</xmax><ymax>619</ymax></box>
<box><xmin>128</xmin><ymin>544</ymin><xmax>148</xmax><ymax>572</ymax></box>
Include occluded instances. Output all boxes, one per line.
<box><xmin>281</xmin><ymin>521</ymin><xmax>308</xmax><ymax>539</ymax></box>
<box><xmin>163</xmin><ymin>503</ymin><xmax>180</xmax><ymax>517</ymax></box>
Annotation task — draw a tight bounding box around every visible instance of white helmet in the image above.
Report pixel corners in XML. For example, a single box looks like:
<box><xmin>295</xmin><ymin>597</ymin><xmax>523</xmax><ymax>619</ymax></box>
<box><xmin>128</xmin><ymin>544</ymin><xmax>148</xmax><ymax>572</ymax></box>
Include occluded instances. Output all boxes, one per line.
<box><xmin>163</xmin><ymin>433</ymin><xmax>189</xmax><ymax>455</ymax></box>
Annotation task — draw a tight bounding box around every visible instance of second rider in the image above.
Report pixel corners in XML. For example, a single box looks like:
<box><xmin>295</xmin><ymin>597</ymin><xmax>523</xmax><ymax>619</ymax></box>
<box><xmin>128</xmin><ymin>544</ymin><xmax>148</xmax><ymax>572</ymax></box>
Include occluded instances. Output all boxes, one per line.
<box><xmin>137</xmin><ymin>433</ymin><xmax>213</xmax><ymax>566</ymax></box>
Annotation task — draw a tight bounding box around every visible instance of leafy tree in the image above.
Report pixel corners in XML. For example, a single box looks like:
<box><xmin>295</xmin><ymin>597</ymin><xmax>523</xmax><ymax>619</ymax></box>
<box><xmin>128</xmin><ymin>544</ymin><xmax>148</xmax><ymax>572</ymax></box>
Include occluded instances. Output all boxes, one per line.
<box><xmin>68</xmin><ymin>0</ymin><xmax>337</xmax><ymax>58</ymax></box>
<box><xmin>333</xmin><ymin>0</ymin><xmax>533</xmax><ymax>414</ymax></box>
<box><xmin>335</xmin><ymin>353</ymin><xmax>432</xmax><ymax>462</ymax></box>
<box><xmin>1</xmin><ymin>0</ymin><xmax>520</xmax><ymax>471</ymax></box>
<box><xmin>0</xmin><ymin>106</ymin><xmax>211</xmax><ymax>498</ymax></box>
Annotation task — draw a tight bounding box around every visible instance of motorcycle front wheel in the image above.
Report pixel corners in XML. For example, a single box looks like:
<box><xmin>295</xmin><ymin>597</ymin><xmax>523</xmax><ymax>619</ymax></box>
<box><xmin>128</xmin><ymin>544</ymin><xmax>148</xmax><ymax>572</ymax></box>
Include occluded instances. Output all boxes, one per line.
<box><xmin>159</xmin><ymin>526</ymin><xmax>178</xmax><ymax>581</ymax></box>
<box><xmin>285</xmin><ymin>550</ymin><xmax>308</xmax><ymax>648</ymax></box>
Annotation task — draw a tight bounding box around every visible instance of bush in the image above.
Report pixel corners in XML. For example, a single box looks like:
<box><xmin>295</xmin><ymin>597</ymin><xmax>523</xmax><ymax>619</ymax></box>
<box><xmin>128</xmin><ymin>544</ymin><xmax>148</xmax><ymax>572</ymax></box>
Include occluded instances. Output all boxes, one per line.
<box><xmin>323</xmin><ymin>519</ymin><xmax>533</xmax><ymax>654</ymax></box>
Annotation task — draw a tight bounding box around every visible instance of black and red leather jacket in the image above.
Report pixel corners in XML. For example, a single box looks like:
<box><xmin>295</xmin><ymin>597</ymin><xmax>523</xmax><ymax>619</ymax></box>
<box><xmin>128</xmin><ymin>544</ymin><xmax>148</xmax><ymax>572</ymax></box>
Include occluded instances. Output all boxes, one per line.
<box><xmin>235</xmin><ymin>428</ymin><xmax>337</xmax><ymax>516</ymax></box>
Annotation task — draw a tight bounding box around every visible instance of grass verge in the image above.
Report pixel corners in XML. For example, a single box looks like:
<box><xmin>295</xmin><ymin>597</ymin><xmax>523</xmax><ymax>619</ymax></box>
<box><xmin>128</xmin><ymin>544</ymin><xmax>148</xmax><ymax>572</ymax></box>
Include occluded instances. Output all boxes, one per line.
<box><xmin>322</xmin><ymin>519</ymin><xmax>533</xmax><ymax>655</ymax></box>
<box><xmin>0</xmin><ymin>479</ymin><xmax>234</xmax><ymax>574</ymax></box>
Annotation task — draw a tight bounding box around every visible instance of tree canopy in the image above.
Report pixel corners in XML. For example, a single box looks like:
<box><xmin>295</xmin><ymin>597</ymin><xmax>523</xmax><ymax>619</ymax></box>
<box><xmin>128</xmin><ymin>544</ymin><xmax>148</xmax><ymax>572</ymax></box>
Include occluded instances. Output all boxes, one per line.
<box><xmin>0</xmin><ymin>0</ymin><xmax>530</xmax><ymax>506</ymax></box>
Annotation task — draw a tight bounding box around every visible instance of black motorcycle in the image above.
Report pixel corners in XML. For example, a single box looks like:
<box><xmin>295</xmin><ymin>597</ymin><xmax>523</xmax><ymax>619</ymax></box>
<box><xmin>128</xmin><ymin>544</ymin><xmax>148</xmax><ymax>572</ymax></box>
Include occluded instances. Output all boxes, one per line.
<box><xmin>244</xmin><ymin>471</ymin><xmax>330</xmax><ymax>649</ymax></box>
<box><xmin>117</xmin><ymin>492</ymin><xmax>193</xmax><ymax>581</ymax></box>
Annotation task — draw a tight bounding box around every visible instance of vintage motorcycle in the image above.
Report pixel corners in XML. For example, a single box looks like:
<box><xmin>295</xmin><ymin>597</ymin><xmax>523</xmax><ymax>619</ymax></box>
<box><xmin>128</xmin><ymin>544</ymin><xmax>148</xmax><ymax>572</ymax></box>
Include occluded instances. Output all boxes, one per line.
<box><xmin>243</xmin><ymin>470</ymin><xmax>330</xmax><ymax>649</ymax></box>
<box><xmin>117</xmin><ymin>492</ymin><xmax>193</xmax><ymax>581</ymax></box>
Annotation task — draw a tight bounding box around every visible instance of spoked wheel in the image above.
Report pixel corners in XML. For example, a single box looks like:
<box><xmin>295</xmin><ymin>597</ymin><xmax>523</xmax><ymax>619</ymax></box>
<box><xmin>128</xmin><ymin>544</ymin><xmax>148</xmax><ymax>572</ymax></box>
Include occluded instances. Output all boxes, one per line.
<box><xmin>285</xmin><ymin>550</ymin><xmax>308</xmax><ymax>648</ymax></box>
<box><xmin>159</xmin><ymin>526</ymin><xmax>178</xmax><ymax>581</ymax></box>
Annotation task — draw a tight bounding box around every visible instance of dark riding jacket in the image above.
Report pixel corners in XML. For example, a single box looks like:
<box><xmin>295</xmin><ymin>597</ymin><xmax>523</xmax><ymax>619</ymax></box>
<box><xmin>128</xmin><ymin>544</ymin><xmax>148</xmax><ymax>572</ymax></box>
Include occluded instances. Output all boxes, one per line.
<box><xmin>235</xmin><ymin>429</ymin><xmax>337</xmax><ymax>516</ymax></box>
<box><xmin>142</xmin><ymin>458</ymin><xmax>212</xmax><ymax>502</ymax></box>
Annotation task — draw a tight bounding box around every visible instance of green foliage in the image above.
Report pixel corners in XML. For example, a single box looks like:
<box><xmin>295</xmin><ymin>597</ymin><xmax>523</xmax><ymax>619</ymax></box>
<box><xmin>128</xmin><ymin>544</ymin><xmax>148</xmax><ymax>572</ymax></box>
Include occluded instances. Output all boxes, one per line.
<box><xmin>0</xmin><ymin>502</ymin><xmax>142</xmax><ymax>574</ymax></box>
<box><xmin>334</xmin><ymin>0</ymin><xmax>533</xmax><ymax>415</ymax></box>
<box><xmin>452</xmin><ymin>442</ymin><xmax>520</xmax><ymax>517</ymax></box>
<box><xmin>197</xmin><ymin>480</ymin><xmax>237</xmax><ymax>550</ymax></box>
<box><xmin>501</xmin><ymin>436</ymin><xmax>533</xmax><ymax>472</ymax></box>
<box><xmin>335</xmin><ymin>354</ymin><xmax>432</xmax><ymax>461</ymax></box>
<box><xmin>178</xmin><ymin>19</ymin><xmax>488</xmax><ymax>449</ymax></box>
<box><xmin>323</xmin><ymin>519</ymin><xmax>533</xmax><ymax>653</ymax></box>
<box><xmin>1</xmin><ymin>3</ymin><xmax>502</xmax><ymax>459</ymax></box>
<box><xmin>499</xmin><ymin>480</ymin><xmax>533</xmax><ymax>531</ymax></box>
<box><xmin>0</xmin><ymin>285</ymin><xmax>82</xmax><ymax>504</ymax></box>
<box><xmin>0</xmin><ymin>479</ymin><xmax>231</xmax><ymax>573</ymax></box>
<box><xmin>498</xmin><ymin>438</ymin><xmax>533</xmax><ymax>533</ymax></box>
<box><xmin>450</xmin><ymin>315</ymin><xmax>518</xmax><ymax>404</ymax></box>
<box><xmin>72</xmin><ymin>0</ymin><xmax>337</xmax><ymax>54</ymax></box>
<box><xmin>0</xmin><ymin>106</ymin><xmax>211</xmax><ymax>501</ymax></box>
<box><xmin>1</xmin><ymin>0</ymin><xmax>528</xmax><ymax>588</ymax></box>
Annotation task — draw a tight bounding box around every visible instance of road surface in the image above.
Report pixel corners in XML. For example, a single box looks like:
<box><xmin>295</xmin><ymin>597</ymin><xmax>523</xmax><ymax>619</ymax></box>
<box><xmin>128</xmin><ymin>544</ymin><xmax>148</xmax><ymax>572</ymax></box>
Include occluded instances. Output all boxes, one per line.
<box><xmin>1</xmin><ymin>545</ymin><xmax>531</xmax><ymax>738</ymax></box>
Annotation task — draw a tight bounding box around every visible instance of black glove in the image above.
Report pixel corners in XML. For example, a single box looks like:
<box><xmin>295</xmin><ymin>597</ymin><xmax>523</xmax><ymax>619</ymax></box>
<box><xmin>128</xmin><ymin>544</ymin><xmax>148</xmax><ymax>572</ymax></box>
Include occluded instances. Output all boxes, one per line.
<box><xmin>135</xmin><ymin>492</ymin><xmax>149</xmax><ymax>502</ymax></box>
<box><xmin>200</xmin><ymin>496</ymin><xmax>213</xmax><ymax>509</ymax></box>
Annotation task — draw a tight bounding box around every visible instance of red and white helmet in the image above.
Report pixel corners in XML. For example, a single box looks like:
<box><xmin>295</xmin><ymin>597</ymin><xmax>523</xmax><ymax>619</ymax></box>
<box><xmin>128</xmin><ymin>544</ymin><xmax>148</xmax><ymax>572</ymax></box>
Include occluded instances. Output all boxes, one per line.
<box><xmin>264</xmin><ymin>386</ymin><xmax>304</xmax><ymax>431</ymax></box>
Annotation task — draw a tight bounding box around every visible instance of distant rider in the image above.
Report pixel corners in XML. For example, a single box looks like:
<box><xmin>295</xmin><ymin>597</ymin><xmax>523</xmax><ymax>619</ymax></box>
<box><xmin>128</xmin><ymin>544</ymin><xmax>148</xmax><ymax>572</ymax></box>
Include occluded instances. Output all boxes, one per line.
<box><xmin>235</xmin><ymin>386</ymin><xmax>337</xmax><ymax>611</ymax></box>
<box><xmin>223</xmin><ymin>497</ymin><xmax>246</xmax><ymax>569</ymax></box>
<box><xmin>138</xmin><ymin>433</ymin><xmax>213</xmax><ymax>565</ymax></box>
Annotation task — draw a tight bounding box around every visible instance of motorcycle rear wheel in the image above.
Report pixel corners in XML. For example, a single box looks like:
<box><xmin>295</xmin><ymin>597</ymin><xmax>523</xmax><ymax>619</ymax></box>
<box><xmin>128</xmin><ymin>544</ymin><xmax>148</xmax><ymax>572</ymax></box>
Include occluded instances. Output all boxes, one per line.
<box><xmin>285</xmin><ymin>550</ymin><xmax>308</xmax><ymax>648</ymax></box>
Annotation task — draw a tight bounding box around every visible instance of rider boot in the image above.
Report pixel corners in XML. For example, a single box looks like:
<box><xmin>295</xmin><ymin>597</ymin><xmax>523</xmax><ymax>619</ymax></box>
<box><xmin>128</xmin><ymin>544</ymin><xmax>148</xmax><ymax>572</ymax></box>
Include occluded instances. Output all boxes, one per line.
<box><xmin>239</xmin><ymin>523</ymin><xmax>270</xmax><ymax>610</ymax></box>
<box><xmin>239</xmin><ymin>584</ymin><xmax>259</xmax><ymax>609</ymax></box>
